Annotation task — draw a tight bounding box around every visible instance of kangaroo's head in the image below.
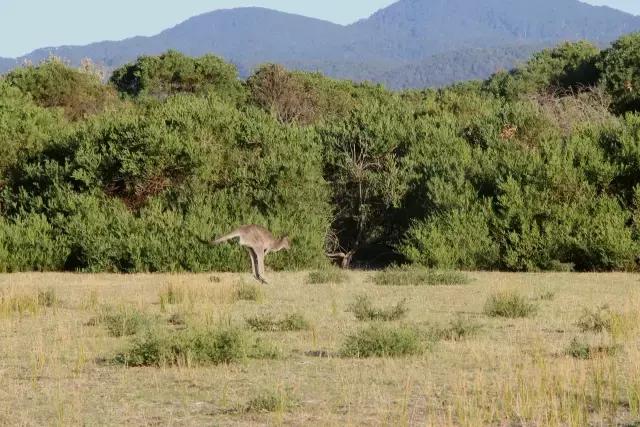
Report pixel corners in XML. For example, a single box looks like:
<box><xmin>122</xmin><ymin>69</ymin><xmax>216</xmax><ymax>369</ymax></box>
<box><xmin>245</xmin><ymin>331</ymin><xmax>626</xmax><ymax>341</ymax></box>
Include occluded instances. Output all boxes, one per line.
<box><xmin>280</xmin><ymin>236</ymin><xmax>292</xmax><ymax>251</ymax></box>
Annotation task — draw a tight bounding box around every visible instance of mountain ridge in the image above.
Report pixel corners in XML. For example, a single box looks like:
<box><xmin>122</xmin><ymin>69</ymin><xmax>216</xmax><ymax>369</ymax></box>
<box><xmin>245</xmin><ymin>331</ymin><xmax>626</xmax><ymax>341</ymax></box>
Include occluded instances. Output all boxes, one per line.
<box><xmin>2</xmin><ymin>0</ymin><xmax>640</xmax><ymax>89</ymax></box>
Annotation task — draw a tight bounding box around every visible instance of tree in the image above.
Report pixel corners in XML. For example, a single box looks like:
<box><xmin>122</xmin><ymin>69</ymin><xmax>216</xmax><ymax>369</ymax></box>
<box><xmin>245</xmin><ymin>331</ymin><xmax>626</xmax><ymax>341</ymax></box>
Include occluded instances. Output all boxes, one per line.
<box><xmin>599</xmin><ymin>32</ymin><xmax>640</xmax><ymax>113</ymax></box>
<box><xmin>110</xmin><ymin>50</ymin><xmax>243</xmax><ymax>100</ymax></box>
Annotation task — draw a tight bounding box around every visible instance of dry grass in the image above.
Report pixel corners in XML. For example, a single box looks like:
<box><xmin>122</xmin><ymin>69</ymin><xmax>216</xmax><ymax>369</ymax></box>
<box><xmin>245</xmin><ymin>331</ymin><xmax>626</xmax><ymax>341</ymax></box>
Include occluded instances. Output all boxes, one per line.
<box><xmin>0</xmin><ymin>271</ymin><xmax>639</xmax><ymax>425</ymax></box>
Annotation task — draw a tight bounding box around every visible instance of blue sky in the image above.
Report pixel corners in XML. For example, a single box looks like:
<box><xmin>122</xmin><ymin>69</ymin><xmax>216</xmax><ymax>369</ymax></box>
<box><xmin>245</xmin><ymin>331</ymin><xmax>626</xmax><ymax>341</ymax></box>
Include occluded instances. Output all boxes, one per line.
<box><xmin>0</xmin><ymin>0</ymin><xmax>638</xmax><ymax>57</ymax></box>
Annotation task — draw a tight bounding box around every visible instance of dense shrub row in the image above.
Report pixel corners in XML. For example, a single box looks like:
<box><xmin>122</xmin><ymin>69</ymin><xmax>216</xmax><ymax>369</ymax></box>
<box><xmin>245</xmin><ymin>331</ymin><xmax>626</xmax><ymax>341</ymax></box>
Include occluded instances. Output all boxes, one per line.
<box><xmin>1</xmin><ymin>34</ymin><xmax>640</xmax><ymax>272</ymax></box>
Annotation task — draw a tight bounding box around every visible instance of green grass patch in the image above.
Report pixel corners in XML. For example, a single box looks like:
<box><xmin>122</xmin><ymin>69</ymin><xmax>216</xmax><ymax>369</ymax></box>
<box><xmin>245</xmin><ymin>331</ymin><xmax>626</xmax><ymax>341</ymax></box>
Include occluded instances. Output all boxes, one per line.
<box><xmin>159</xmin><ymin>283</ymin><xmax>185</xmax><ymax>309</ymax></box>
<box><xmin>234</xmin><ymin>282</ymin><xmax>264</xmax><ymax>302</ymax></box>
<box><xmin>97</xmin><ymin>306</ymin><xmax>156</xmax><ymax>337</ymax></box>
<box><xmin>427</xmin><ymin>316</ymin><xmax>482</xmax><ymax>341</ymax></box>
<box><xmin>245</xmin><ymin>313</ymin><xmax>310</xmax><ymax>332</ymax></box>
<box><xmin>307</xmin><ymin>269</ymin><xmax>347</xmax><ymax>284</ymax></box>
<box><xmin>374</xmin><ymin>268</ymin><xmax>470</xmax><ymax>287</ymax></box>
<box><xmin>484</xmin><ymin>291</ymin><xmax>538</xmax><ymax>318</ymax></box>
<box><xmin>244</xmin><ymin>389</ymin><xmax>298</xmax><ymax>413</ymax></box>
<box><xmin>115</xmin><ymin>325</ymin><xmax>279</xmax><ymax>367</ymax></box>
<box><xmin>348</xmin><ymin>295</ymin><xmax>408</xmax><ymax>321</ymax></box>
<box><xmin>565</xmin><ymin>337</ymin><xmax>620</xmax><ymax>360</ymax></box>
<box><xmin>340</xmin><ymin>324</ymin><xmax>424</xmax><ymax>358</ymax></box>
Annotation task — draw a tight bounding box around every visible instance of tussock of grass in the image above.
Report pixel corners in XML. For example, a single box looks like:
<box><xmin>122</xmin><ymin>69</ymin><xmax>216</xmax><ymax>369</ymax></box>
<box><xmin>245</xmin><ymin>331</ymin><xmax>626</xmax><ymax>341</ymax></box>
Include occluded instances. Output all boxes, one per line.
<box><xmin>484</xmin><ymin>291</ymin><xmax>538</xmax><ymax>318</ymax></box>
<box><xmin>348</xmin><ymin>295</ymin><xmax>408</xmax><ymax>321</ymax></box>
<box><xmin>374</xmin><ymin>268</ymin><xmax>470</xmax><ymax>287</ymax></box>
<box><xmin>566</xmin><ymin>337</ymin><xmax>620</xmax><ymax>360</ymax></box>
<box><xmin>340</xmin><ymin>324</ymin><xmax>424</xmax><ymax>358</ymax></box>
<box><xmin>577</xmin><ymin>305</ymin><xmax>615</xmax><ymax>333</ymax></box>
<box><xmin>37</xmin><ymin>288</ymin><xmax>58</xmax><ymax>307</ymax></box>
<box><xmin>159</xmin><ymin>283</ymin><xmax>185</xmax><ymax>309</ymax></box>
<box><xmin>428</xmin><ymin>316</ymin><xmax>482</xmax><ymax>341</ymax></box>
<box><xmin>97</xmin><ymin>306</ymin><xmax>156</xmax><ymax>337</ymax></box>
<box><xmin>244</xmin><ymin>390</ymin><xmax>297</xmax><ymax>413</ymax></box>
<box><xmin>115</xmin><ymin>326</ymin><xmax>278</xmax><ymax>367</ymax></box>
<box><xmin>537</xmin><ymin>290</ymin><xmax>556</xmax><ymax>301</ymax></box>
<box><xmin>576</xmin><ymin>305</ymin><xmax>637</xmax><ymax>340</ymax></box>
<box><xmin>307</xmin><ymin>269</ymin><xmax>347</xmax><ymax>284</ymax></box>
<box><xmin>0</xmin><ymin>288</ymin><xmax>58</xmax><ymax>316</ymax></box>
<box><xmin>245</xmin><ymin>313</ymin><xmax>310</xmax><ymax>332</ymax></box>
<box><xmin>234</xmin><ymin>282</ymin><xmax>264</xmax><ymax>302</ymax></box>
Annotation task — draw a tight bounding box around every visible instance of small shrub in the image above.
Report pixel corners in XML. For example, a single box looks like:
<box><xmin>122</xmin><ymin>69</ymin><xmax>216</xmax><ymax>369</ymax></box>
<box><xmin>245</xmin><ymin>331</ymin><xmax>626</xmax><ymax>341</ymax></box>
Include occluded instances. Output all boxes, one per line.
<box><xmin>99</xmin><ymin>306</ymin><xmax>155</xmax><ymax>337</ymax></box>
<box><xmin>348</xmin><ymin>295</ymin><xmax>408</xmax><ymax>321</ymax></box>
<box><xmin>159</xmin><ymin>283</ymin><xmax>185</xmax><ymax>308</ymax></box>
<box><xmin>484</xmin><ymin>291</ymin><xmax>538</xmax><ymax>318</ymax></box>
<box><xmin>306</xmin><ymin>269</ymin><xmax>347</xmax><ymax>284</ymax></box>
<box><xmin>115</xmin><ymin>326</ymin><xmax>276</xmax><ymax>367</ymax></box>
<box><xmin>234</xmin><ymin>282</ymin><xmax>263</xmax><ymax>302</ymax></box>
<box><xmin>430</xmin><ymin>316</ymin><xmax>482</xmax><ymax>341</ymax></box>
<box><xmin>244</xmin><ymin>390</ymin><xmax>297</xmax><ymax>413</ymax></box>
<box><xmin>167</xmin><ymin>313</ymin><xmax>186</xmax><ymax>327</ymax></box>
<box><xmin>566</xmin><ymin>337</ymin><xmax>619</xmax><ymax>360</ymax></box>
<box><xmin>374</xmin><ymin>268</ymin><xmax>470</xmax><ymax>287</ymax></box>
<box><xmin>340</xmin><ymin>324</ymin><xmax>424</xmax><ymax>358</ymax></box>
<box><xmin>537</xmin><ymin>290</ymin><xmax>556</xmax><ymax>301</ymax></box>
<box><xmin>576</xmin><ymin>305</ymin><xmax>614</xmax><ymax>333</ymax></box>
<box><xmin>36</xmin><ymin>288</ymin><xmax>58</xmax><ymax>307</ymax></box>
<box><xmin>245</xmin><ymin>313</ymin><xmax>310</xmax><ymax>332</ymax></box>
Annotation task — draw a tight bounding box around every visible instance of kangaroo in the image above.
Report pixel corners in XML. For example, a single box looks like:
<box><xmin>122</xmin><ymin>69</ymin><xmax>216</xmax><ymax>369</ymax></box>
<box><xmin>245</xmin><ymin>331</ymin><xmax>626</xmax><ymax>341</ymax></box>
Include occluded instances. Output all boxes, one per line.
<box><xmin>207</xmin><ymin>225</ymin><xmax>291</xmax><ymax>284</ymax></box>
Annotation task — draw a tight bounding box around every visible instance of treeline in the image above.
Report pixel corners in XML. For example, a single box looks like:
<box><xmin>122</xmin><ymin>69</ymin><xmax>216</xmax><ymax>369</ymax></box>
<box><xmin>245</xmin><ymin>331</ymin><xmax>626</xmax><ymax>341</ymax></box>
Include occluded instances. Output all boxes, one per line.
<box><xmin>1</xmin><ymin>34</ymin><xmax>640</xmax><ymax>273</ymax></box>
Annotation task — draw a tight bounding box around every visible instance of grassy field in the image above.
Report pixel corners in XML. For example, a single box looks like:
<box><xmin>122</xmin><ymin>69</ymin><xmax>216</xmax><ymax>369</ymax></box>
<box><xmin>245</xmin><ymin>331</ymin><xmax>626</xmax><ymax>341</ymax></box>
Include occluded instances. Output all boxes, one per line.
<box><xmin>0</xmin><ymin>270</ymin><xmax>639</xmax><ymax>426</ymax></box>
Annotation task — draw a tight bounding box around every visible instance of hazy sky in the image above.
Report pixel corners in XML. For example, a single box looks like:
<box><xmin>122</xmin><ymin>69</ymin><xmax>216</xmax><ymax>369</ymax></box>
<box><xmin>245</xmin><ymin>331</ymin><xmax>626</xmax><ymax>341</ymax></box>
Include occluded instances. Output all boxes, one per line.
<box><xmin>1</xmin><ymin>0</ymin><xmax>638</xmax><ymax>57</ymax></box>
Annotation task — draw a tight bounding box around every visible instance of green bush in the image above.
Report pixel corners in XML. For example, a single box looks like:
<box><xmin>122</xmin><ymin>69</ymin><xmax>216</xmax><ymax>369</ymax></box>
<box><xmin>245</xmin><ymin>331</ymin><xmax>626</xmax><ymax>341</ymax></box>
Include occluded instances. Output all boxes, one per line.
<box><xmin>245</xmin><ymin>313</ymin><xmax>310</xmax><ymax>332</ymax></box>
<box><xmin>599</xmin><ymin>33</ymin><xmax>640</xmax><ymax>113</ymax></box>
<box><xmin>348</xmin><ymin>295</ymin><xmax>408</xmax><ymax>322</ymax></box>
<box><xmin>484</xmin><ymin>291</ymin><xmax>538</xmax><ymax>318</ymax></box>
<box><xmin>340</xmin><ymin>324</ymin><xmax>424</xmax><ymax>358</ymax></box>
<box><xmin>115</xmin><ymin>326</ymin><xmax>277</xmax><ymax>367</ymax></box>
<box><xmin>98</xmin><ymin>306</ymin><xmax>156</xmax><ymax>337</ymax></box>
<box><xmin>306</xmin><ymin>269</ymin><xmax>347</xmax><ymax>284</ymax></box>
<box><xmin>374</xmin><ymin>268</ymin><xmax>470</xmax><ymax>287</ymax></box>
<box><xmin>110</xmin><ymin>50</ymin><xmax>244</xmax><ymax>101</ymax></box>
<box><xmin>565</xmin><ymin>337</ymin><xmax>619</xmax><ymax>360</ymax></box>
<box><xmin>5</xmin><ymin>57</ymin><xmax>116</xmax><ymax>120</ymax></box>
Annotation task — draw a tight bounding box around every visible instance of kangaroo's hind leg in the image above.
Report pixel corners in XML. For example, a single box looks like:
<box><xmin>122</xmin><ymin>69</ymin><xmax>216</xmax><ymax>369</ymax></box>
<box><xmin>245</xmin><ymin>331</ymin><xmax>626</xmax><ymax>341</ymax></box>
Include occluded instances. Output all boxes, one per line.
<box><xmin>246</xmin><ymin>247</ymin><xmax>259</xmax><ymax>281</ymax></box>
<box><xmin>255</xmin><ymin>249</ymin><xmax>268</xmax><ymax>285</ymax></box>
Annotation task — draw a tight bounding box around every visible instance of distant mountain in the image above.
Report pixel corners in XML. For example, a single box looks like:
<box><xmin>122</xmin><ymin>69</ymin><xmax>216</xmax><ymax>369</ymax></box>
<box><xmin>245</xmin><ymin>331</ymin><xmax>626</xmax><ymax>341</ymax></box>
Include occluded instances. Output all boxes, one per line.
<box><xmin>3</xmin><ymin>0</ymin><xmax>640</xmax><ymax>89</ymax></box>
<box><xmin>0</xmin><ymin>57</ymin><xmax>17</xmax><ymax>74</ymax></box>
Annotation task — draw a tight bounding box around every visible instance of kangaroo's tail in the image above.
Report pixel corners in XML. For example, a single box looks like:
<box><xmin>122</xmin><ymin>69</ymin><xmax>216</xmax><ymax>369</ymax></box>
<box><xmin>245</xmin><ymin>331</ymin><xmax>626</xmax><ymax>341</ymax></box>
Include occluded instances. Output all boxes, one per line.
<box><xmin>211</xmin><ymin>230</ymin><xmax>241</xmax><ymax>245</ymax></box>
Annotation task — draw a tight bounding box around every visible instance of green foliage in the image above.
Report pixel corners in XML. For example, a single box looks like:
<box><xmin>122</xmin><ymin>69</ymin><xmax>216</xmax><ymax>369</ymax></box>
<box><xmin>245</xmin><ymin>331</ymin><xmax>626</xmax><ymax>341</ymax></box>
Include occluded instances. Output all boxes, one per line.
<box><xmin>244</xmin><ymin>389</ymin><xmax>298</xmax><ymax>413</ymax></box>
<box><xmin>486</xmin><ymin>41</ymin><xmax>600</xmax><ymax>99</ymax></box>
<box><xmin>306</xmin><ymin>269</ymin><xmax>347</xmax><ymax>284</ymax></box>
<box><xmin>599</xmin><ymin>33</ymin><xmax>640</xmax><ymax>113</ymax></box>
<box><xmin>245</xmin><ymin>313</ymin><xmax>310</xmax><ymax>332</ymax></box>
<box><xmin>431</xmin><ymin>316</ymin><xmax>482</xmax><ymax>341</ymax></box>
<box><xmin>373</xmin><ymin>268</ymin><xmax>470</xmax><ymax>287</ymax></box>
<box><xmin>110</xmin><ymin>50</ymin><xmax>243</xmax><ymax>101</ymax></box>
<box><xmin>115</xmin><ymin>325</ymin><xmax>277</xmax><ymax>367</ymax></box>
<box><xmin>566</xmin><ymin>337</ymin><xmax>619</xmax><ymax>360</ymax></box>
<box><xmin>5</xmin><ymin>57</ymin><xmax>116</xmax><ymax>120</ymax></box>
<box><xmin>97</xmin><ymin>306</ymin><xmax>156</xmax><ymax>337</ymax></box>
<box><xmin>2</xmin><ymin>38</ymin><xmax>640</xmax><ymax>274</ymax></box>
<box><xmin>348</xmin><ymin>295</ymin><xmax>408</xmax><ymax>322</ymax></box>
<box><xmin>234</xmin><ymin>282</ymin><xmax>264</xmax><ymax>302</ymax></box>
<box><xmin>484</xmin><ymin>291</ymin><xmax>538</xmax><ymax>318</ymax></box>
<box><xmin>340</xmin><ymin>324</ymin><xmax>424</xmax><ymax>358</ymax></box>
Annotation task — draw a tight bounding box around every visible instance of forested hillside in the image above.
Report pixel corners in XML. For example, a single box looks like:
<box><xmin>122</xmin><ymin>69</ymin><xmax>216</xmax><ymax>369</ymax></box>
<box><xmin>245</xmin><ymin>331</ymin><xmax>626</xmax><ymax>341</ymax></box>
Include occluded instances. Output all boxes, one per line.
<box><xmin>1</xmin><ymin>33</ymin><xmax>640</xmax><ymax>273</ymax></box>
<box><xmin>2</xmin><ymin>0</ymin><xmax>639</xmax><ymax>88</ymax></box>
